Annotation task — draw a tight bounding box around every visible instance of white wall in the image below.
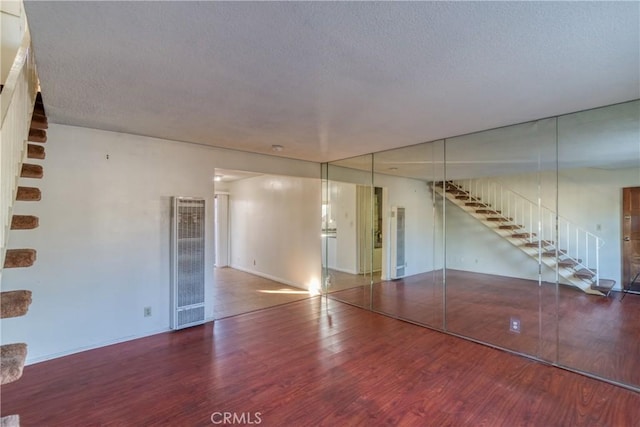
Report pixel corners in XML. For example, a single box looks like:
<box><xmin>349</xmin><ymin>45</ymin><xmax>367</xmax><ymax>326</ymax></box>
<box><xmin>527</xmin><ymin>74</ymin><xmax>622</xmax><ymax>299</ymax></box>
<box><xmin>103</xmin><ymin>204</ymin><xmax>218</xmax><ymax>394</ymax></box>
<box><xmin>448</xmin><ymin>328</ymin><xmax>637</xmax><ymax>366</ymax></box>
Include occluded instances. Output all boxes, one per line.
<box><xmin>1</xmin><ymin>124</ymin><xmax>320</xmax><ymax>364</ymax></box>
<box><xmin>445</xmin><ymin>167</ymin><xmax>639</xmax><ymax>288</ymax></box>
<box><xmin>326</xmin><ymin>181</ymin><xmax>357</xmax><ymax>274</ymax></box>
<box><xmin>375</xmin><ymin>173</ymin><xmax>436</xmax><ymax>279</ymax></box>
<box><xmin>1</xmin><ymin>1</ymin><xmax>26</xmax><ymax>85</ymax></box>
<box><xmin>228</xmin><ymin>174</ymin><xmax>321</xmax><ymax>290</ymax></box>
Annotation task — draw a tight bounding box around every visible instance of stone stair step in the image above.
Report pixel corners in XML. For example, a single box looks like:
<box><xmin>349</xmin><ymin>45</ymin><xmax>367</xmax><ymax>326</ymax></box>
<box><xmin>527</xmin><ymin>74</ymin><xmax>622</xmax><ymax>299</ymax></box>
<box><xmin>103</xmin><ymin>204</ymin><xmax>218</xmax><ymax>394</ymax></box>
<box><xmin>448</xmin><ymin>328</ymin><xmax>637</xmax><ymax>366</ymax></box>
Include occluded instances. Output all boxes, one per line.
<box><xmin>27</xmin><ymin>144</ymin><xmax>45</xmax><ymax>159</ymax></box>
<box><xmin>1</xmin><ymin>290</ymin><xmax>32</xmax><ymax>319</ymax></box>
<box><xmin>11</xmin><ymin>215</ymin><xmax>39</xmax><ymax>230</ymax></box>
<box><xmin>16</xmin><ymin>186</ymin><xmax>41</xmax><ymax>201</ymax></box>
<box><xmin>28</xmin><ymin>129</ymin><xmax>46</xmax><ymax>143</ymax></box>
<box><xmin>4</xmin><ymin>249</ymin><xmax>36</xmax><ymax>268</ymax></box>
<box><xmin>20</xmin><ymin>163</ymin><xmax>43</xmax><ymax>179</ymax></box>
<box><xmin>1</xmin><ymin>343</ymin><xmax>27</xmax><ymax>385</ymax></box>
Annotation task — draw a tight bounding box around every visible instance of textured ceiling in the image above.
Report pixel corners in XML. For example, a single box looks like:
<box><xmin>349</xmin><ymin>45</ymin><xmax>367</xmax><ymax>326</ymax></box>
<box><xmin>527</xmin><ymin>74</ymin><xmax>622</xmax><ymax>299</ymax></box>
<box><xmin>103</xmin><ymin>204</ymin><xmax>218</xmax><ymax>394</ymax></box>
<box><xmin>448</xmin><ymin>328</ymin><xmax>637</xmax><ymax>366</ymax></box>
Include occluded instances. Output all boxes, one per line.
<box><xmin>24</xmin><ymin>1</ymin><xmax>640</xmax><ymax>163</ymax></box>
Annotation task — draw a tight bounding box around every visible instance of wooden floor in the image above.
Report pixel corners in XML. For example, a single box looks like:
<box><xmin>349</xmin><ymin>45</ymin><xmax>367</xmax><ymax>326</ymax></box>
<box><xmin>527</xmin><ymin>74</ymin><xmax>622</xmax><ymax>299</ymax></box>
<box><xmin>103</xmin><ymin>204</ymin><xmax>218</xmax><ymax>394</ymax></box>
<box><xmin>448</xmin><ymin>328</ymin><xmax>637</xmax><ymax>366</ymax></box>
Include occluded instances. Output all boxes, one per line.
<box><xmin>329</xmin><ymin>269</ymin><xmax>640</xmax><ymax>390</ymax></box>
<box><xmin>213</xmin><ymin>267</ymin><xmax>312</xmax><ymax>319</ymax></box>
<box><xmin>2</xmin><ymin>297</ymin><xmax>639</xmax><ymax>425</ymax></box>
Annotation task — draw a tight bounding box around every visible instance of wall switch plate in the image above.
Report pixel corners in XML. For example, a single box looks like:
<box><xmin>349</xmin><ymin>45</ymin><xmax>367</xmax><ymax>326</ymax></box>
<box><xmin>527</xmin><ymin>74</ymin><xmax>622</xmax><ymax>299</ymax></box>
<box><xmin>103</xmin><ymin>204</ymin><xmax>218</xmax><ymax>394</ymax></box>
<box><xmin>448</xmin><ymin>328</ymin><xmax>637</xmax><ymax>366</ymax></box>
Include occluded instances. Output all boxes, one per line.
<box><xmin>510</xmin><ymin>316</ymin><xmax>521</xmax><ymax>333</ymax></box>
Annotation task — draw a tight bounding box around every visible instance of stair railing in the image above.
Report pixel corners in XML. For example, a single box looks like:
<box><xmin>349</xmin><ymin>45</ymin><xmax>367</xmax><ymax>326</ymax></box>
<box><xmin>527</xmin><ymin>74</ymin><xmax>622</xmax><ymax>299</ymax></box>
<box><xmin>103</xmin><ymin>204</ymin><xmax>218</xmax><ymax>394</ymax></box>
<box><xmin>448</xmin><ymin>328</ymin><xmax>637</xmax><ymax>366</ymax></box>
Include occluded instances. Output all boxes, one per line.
<box><xmin>0</xmin><ymin>26</ymin><xmax>38</xmax><ymax>284</ymax></box>
<box><xmin>453</xmin><ymin>178</ymin><xmax>603</xmax><ymax>284</ymax></box>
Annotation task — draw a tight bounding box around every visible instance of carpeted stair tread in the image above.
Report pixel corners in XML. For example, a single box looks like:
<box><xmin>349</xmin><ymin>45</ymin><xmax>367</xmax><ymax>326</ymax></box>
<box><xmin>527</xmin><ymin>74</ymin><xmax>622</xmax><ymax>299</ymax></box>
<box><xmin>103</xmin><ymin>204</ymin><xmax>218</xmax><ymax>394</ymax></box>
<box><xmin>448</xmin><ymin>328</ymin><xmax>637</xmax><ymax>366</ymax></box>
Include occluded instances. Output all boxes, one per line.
<box><xmin>28</xmin><ymin>129</ymin><xmax>46</xmax><ymax>143</ymax></box>
<box><xmin>487</xmin><ymin>217</ymin><xmax>509</xmax><ymax>222</ymax></box>
<box><xmin>11</xmin><ymin>215</ymin><xmax>39</xmax><ymax>230</ymax></box>
<box><xmin>499</xmin><ymin>224</ymin><xmax>523</xmax><ymax>230</ymax></box>
<box><xmin>1</xmin><ymin>291</ymin><xmax>32</xmax><ymax>319</ymax></box>
<box><xmin>16</xmin><ymin>187</ymin><xmax>41</xmax><ymax>201</ymax></box>
<box><xmin>465</xmin><ymin>202</ymin><xmax>485</xmax><ymax>207</ymax></box>
<box><xmin>524</xmin><ymin>240</ymin><xmax>554</xmax><ymax>248</ymax></box>
<box><xmin>558</xmin><ymin>258</ymin><xmax>581</xmax><ymax>268</ymax></box>
<box><xmin>0</xmin><ymin>414</ymin><xmax>20</xmax><ymax>427</ymax></box>
<box><xmin>512</xmin><ymin>232</ymin><xmax>535</xmax><ymax>238</ymax></box>
<box><xmin>30</xmin><ymin>114</ymin><xmax>48</xmax><ymax>130</ymax></box>
<box><xmin>4</xmin><ymin>249</ymin><xmax>36</xmax><ymax>268</ymax></box>
<box><xmin>591</xmin><ymin>279</ymin><xmax>616</xmax><ymax>293</ymax></box>
<box><xmin>476</xmin><ymin>209</ymin><xmax>501</xmax><ymax>215</ymax></box>
<box><xmin>455</xmin><ymin>195</ymin><xmax>473</xmax><ymax>200</ymax></box>
<box><xmin>1</xmin><ymin>343</ymin><xmax>27</xmax><ymax>385</ymax></box>
<box><xmin>20</xmin><ymin>163</ymin><xmax>43</xmax><ymax>179</ymax></box>
<box><xmin>575</xmin><ymin>268</ymin><xmax>596</xmax><ymax>279</ymax></box>
<box><xmin>27</xmin><ymin>144</ymin><xmax>45</xmax><ymax>159</ymax></box>
<box><xmin>542</xmin><ymin>249</ymin><xmax>567</xmax><ymax>257</ymax></box>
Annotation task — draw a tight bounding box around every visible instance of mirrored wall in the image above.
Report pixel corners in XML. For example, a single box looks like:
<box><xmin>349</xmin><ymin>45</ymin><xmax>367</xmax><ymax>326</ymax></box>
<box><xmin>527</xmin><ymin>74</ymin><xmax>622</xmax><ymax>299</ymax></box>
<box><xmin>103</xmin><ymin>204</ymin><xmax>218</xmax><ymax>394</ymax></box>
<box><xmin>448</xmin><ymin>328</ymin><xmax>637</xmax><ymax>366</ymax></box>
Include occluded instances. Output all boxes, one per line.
<box><xmin>323</xmin><ymin>100</ymin><xmax>640</xmax><ymax>391</ymax></box>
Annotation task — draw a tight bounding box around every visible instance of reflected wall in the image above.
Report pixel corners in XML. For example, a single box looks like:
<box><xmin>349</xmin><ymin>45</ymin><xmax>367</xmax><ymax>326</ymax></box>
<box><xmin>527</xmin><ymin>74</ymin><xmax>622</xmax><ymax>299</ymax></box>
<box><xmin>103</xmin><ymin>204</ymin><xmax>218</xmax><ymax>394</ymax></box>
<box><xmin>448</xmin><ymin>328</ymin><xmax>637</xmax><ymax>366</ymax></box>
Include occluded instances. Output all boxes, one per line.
<box><xmin>323</xmin><ymin>100</ymin><xmax>640</xmax><ymax>391</ymax></box>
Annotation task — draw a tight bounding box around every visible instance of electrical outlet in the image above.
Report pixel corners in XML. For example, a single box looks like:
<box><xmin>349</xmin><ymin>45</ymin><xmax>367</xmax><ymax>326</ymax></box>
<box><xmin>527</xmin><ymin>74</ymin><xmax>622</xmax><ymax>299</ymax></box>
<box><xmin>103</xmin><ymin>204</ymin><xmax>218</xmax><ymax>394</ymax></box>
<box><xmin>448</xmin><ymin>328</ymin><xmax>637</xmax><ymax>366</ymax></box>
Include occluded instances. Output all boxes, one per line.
<box><xmin>510</xmin><ymin>316</ymin><xmax>521</xmax><ymax>333</ymax></box>
<box><xmin>144</xmin><ymin>306</ymin><xmax>152</xmax><ymax>317</ymax></box>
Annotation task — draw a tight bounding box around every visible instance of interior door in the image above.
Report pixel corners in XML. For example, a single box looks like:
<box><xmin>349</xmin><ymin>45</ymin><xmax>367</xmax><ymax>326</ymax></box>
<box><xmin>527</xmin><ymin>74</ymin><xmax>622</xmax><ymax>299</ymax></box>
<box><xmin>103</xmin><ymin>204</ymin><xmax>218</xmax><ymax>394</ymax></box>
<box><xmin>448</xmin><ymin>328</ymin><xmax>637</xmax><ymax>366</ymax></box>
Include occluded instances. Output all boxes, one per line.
<box><xmin>623</xmin><ymin>187</ymin><xmax>640</xmax><ymax>289</ymax></box>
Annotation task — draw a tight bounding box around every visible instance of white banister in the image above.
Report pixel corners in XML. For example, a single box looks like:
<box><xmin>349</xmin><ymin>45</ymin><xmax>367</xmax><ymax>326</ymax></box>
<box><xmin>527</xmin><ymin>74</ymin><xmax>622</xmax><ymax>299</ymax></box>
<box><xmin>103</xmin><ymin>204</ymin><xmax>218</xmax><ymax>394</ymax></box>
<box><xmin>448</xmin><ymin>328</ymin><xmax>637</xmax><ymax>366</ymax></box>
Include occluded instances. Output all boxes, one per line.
<box><xmin>0</xmin><ymin>26</ymin><xmax>38</xmax><ymax>285</ymax></box>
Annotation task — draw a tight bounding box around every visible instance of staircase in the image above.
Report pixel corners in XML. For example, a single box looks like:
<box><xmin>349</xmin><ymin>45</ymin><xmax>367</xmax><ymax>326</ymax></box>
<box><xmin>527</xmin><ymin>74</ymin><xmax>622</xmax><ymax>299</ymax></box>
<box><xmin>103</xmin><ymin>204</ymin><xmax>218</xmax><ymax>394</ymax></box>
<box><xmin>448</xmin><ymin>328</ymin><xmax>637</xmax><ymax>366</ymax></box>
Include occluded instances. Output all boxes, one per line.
<box><xmin>432</xmin><ymin>180</ymin><xmax>616</xmax><ymax>296</ymax></box>
<box><xmin>1</xmin><ymin>26</ymin><xmax>44</xmax><ymax>427</ymax></box>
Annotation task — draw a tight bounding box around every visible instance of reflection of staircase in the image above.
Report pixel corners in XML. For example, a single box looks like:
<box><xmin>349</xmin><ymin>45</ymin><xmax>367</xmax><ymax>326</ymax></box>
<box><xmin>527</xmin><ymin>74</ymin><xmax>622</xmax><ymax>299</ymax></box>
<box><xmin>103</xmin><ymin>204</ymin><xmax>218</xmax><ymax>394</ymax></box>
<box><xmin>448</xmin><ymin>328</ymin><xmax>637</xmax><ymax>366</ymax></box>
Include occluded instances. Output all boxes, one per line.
<box><xmin>1</xmin><ymin>29</ymin><xmax>43</xmax><ymax>426</ymax></box>
<box><xmin>432</xmin><ymin>180</ymin><xmax>616</xmax><ymax>296</ymax></box>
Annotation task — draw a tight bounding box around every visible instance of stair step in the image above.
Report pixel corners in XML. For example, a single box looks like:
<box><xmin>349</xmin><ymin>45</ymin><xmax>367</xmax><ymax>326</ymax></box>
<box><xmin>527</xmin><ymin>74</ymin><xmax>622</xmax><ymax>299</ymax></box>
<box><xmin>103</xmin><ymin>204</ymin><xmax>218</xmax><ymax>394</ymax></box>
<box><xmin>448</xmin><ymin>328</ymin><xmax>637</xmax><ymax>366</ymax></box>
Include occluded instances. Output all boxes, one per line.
<box><xmin>512</xmin><ymin>232</ymin><xmax>536</xmax><ymax>239</ymax></box>
<box><xmin>30</xmin><ymin>114</ymin><xmax>48</xmax><ymax>130</ymax></box>
<box><xmin>455</xmin><ymin>195</ymin><xmax>474</xmax><ymax>200</ymax></box>
<box><xmin>28</xmin><ymin>129</ymin><xmax>46</xmax><ymax>143</ymax></box>
<box><xmin>1</xmin><ymin>343</ymin><xmax>27</xmax><ymax>385</ymax></box>
<box><xmin>498</xmin><ymin>224</ymin><xmax>523</xmax><ymax>230</ymax></box>
<box><xmin>4</xmin><ymin>249</ymin><xmax>36</xmax><ymax>268</ymax></box>
<box><xmin>1</xmin><ymin>290</ymin><xmax>32</xmax><ymax>319</ymax></box>
<box><xmin>27</xmin><ymin>144</ymin><xmax>45</xmax><ymax>159</ymax></box>
<box><xmin>558</xmin><ymin>258</ymin><xmax>581</xmax><ymax>268</ymax></box>
<box><xmin>542</xmin><ymin>249</ymin><xmax>567</xmax><ymax>257</ymax></box>
<box><xmin>11</xmin><ymin>215</ymin><xmax>39</xmax><ymax>230</ymax></box>
<box><xmin>447</xmin><ymin>189</ymin><xmax>468</xmax><ymax>195</ymax></box>
<box><xmin>16</xmin><ymin>186</ymin><xmax>41</xmax><ymax>201</ymax></box>
<box><xmin>476</xmin><ymin>209</ymin><xmax>501</xmax><ymax>215</ymax></box>
<box><xmin>20</xmin><ymin>163</ymin><xmax>43</xmax><ymax>179</ymax></box>
<box><xmin>575</xmin><ymin>268</ymin><xmax>596</xmax><ymax>279</ymax></box>
<box><xmin>591</xmin><ymin>279</ymin><xmax>616</xmax><ymax>294</ymax></box>
<box><xmin>524</xmin><ymin>240</ymin><xmax>554</xmax><ymax>248</ymax></box>
<box><xmin>465</xmin><ymin>202</ymin><xmax>486</xmax><ymax>207</ymax></box>
<box><xmin>486</xmin><ymin>217</ymin><xmax>510</xmax><ymax>222</ymax></box>
<box><xmin>0</xmin><ymin>415</ymin><xmax>20</xmax><ymax>427</ymax></box>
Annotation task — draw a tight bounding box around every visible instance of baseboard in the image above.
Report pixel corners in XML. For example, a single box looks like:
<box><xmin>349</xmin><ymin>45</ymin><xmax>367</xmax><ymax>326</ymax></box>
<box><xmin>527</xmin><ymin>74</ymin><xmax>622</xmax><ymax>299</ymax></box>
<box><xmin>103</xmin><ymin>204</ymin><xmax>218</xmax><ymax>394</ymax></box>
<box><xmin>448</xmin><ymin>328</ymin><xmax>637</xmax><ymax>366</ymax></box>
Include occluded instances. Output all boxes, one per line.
<box><xmin>229</xmin><ymin>264</ymin><xmax>307</xmax><ymax>290</ymax></box>
<box><xmin>25</xmin><ymin>327</ymin><xmax>172</xmax><ymax>366</ymax></box>
<box><xmin>326</xmin><ymin>266</ymin><xmax>358</xmax><ymax>275</ymax></box>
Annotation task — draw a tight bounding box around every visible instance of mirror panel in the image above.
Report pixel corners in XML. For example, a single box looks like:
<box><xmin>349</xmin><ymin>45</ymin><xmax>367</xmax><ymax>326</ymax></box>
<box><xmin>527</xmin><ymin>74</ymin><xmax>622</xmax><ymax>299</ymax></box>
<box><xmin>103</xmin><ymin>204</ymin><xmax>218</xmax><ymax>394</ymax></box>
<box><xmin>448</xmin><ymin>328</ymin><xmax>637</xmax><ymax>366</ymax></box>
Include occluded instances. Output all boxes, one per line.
<box><xmin>557</xmin><ymin>100</ymin><xmax>640</xmax><ymax>388</ymax></box>
<box><xmin>371</xmin><ymin>140</ymin><xmax>445</xmax><ymax>328</ymax></box>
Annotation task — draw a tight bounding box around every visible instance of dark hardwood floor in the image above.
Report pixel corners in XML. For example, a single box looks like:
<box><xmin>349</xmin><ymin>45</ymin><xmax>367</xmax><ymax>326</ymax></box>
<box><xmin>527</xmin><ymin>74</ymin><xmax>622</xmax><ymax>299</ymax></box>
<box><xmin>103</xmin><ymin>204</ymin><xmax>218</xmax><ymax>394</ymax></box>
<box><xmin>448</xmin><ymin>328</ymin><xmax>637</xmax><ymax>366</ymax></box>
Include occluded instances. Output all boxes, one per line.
<box><xmin>329</xmin><ymin>269</ymin><xmax>640</xmax><ymax>390</ymax></box>
<box><xmin>2</xmin><ymin>297</ymin><xmax>639</xmax><ymax>426</ymax></box>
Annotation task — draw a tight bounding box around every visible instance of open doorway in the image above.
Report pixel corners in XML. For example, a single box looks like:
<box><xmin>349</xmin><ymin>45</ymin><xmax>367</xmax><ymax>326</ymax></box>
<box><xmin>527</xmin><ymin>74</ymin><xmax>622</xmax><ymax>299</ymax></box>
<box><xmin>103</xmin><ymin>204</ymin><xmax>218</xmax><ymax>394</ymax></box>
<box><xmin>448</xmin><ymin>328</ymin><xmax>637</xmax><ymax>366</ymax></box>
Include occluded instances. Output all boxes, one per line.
<box><xmin>212</xmin><ymin>168</ymin><xmax>321</xmax><ymax>319</ymax></box>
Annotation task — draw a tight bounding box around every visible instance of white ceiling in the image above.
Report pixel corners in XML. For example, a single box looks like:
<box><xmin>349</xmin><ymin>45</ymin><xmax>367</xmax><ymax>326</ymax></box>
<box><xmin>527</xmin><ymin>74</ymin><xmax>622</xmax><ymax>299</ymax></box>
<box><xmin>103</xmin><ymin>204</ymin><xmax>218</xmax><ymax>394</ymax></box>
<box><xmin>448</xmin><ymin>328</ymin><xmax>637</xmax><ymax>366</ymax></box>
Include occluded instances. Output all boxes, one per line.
<box><xmin>25</xmin><ymin>1</ymin><xmax>640</xmax><ymax>163</ymax></box>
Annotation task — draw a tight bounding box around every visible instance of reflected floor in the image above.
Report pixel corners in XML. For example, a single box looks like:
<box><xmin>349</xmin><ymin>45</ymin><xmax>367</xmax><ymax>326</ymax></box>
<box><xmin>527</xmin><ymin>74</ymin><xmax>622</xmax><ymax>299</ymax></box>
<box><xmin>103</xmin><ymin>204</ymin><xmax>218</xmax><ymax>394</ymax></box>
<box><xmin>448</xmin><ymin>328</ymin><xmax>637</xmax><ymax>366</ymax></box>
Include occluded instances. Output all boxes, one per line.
<box><xmin>329</xmin><ymin>269</ymin><xmax>640</xmax><ymax>389</ymax></box>
<box><xmin>213</xmin><ymin>267</ymin><xmax>313</xmax><ymax>319</ymax></box>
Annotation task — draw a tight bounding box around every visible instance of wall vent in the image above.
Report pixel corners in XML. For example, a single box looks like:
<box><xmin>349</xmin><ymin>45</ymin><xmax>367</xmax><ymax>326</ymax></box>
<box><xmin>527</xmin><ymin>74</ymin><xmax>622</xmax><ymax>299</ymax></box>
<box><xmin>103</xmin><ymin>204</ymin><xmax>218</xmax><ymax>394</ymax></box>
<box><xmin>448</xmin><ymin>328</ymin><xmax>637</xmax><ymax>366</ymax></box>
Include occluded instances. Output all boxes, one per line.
<box><xmin>171</xmin><ymin>197</ymin><xmax>206</xmax><ymax>329</ymax></box>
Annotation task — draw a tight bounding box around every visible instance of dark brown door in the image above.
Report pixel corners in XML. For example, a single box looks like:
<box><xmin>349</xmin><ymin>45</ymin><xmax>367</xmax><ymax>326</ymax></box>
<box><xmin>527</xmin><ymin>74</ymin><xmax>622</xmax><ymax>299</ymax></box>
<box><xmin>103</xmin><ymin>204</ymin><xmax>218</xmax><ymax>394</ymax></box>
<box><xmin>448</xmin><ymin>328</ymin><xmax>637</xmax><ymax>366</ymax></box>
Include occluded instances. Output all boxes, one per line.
<box><xmin>623</xmin><ymin>187</ymin><xmax>640</xmax><ymax>288</ymax></box>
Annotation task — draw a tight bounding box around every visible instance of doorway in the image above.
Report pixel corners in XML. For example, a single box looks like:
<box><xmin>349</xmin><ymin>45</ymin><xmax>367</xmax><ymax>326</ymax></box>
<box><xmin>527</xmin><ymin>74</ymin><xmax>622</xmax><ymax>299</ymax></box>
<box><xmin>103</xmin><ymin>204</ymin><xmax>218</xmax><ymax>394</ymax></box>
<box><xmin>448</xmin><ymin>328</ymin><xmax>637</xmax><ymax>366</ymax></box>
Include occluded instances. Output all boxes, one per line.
<box><xmin>623</xmin><ymin>186</ymin><xmax>640</xmax><ymax>290</ymax></box>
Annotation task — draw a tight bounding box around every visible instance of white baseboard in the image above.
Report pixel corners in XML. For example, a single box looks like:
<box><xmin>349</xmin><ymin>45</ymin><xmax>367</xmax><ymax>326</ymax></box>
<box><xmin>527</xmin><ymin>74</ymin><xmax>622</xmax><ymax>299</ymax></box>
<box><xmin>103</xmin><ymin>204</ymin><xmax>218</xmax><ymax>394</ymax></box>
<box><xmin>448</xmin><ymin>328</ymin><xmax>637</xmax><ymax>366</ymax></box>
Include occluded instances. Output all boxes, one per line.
<box><xmin>229</xmin><ymin>264</ymin><xmax>307</xmax><ymax>290</ymax></box>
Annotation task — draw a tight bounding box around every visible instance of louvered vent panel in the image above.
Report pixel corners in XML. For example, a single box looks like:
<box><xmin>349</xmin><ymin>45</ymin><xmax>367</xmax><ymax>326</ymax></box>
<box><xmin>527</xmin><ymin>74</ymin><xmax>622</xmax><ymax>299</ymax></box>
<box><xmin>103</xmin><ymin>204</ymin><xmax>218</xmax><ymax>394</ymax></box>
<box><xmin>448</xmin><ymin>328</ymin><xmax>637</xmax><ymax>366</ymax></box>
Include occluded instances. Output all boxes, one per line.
<box><xmin>171</xmin><ymin>197</ymin><xmax>206</xmax><ymax>329</ymax></box>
